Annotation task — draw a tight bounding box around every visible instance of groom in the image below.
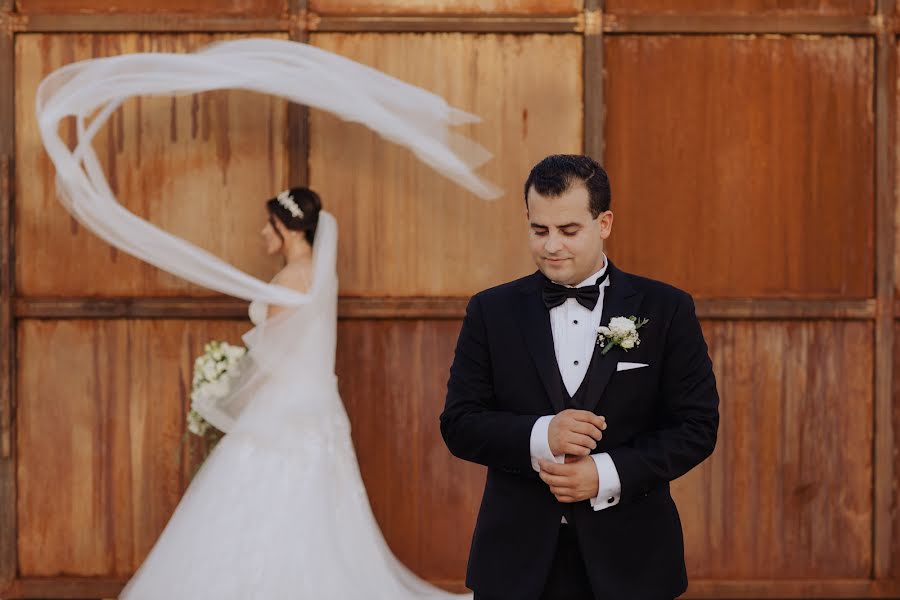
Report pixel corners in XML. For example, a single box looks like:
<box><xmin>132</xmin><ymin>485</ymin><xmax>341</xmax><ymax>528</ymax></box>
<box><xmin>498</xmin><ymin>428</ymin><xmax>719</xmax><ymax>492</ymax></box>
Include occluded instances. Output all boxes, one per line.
<box><xmin>440</xmin><ymin>155</ymin><xmax>719</xmax><ymax>599</ymax></box>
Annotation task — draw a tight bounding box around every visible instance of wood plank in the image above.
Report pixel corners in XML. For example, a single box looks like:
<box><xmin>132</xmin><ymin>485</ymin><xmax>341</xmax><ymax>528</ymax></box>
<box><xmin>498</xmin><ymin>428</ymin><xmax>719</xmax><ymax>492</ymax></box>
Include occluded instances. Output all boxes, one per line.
<box><xmin>675</xmin><ymin>321</ymin><xmax>873</xmax><ymax>578</ymax></box>
<box><xmin>604</xmin><ymin>35</ymin><xmax>875</xmax><ymax>299</ymax></box>
<box><xmin>684</xmin><ymin>578</ymin><xmax>900</xmax><ymax>598</ymax></box>
<box><xmin>9</xmin><ymin>12</ymin><xmax>289</xmax><ymax>32</ymax></box>
<box><xmin>4</xmin><ymin>576</ymin><xmax>900</xmax><ymax>599</ymax></box>
<box><xmin>15</xmin><ymin>319</ymin><xmax>248</xmax><ymax>576</ymax></box>
<box><xmin>0</xmin><ymin>4</ymin><xmax>15</xmax><ymax>590</ymax></box>
<box><xmin>875</xmin><ymin>0</ymin><xmax>897</xmax><ymax>581</ymax></box>
<box><xmin>604</xmin><ymin>0</ymin><xmax>873</xmax><ymax>16</ymax></box>
<box><xmin>14</xmin><ymin>297</ymin><xmax>878</xmax><ymax>320</ymax></box>
<box><xmin>309</xmin><ymin>0</ymin><xmax>582</xmax><ymax>15</ymax></box>
<box><xmin>0</xmin><ymin>156</ymin><xmax>14</xmax><ymax>592</ymax></box>
<box><xmin>603</xmin><ymin>13</ymin><xmax>877</xmax><ymax>34</ymax></box>
<box><xmin>289</xmin><ymin>0</ymin><xmax>309</xmax><ymax>185</ymax></box>
<box><xmin>15</xmin><ymin>33</ymin><xmax>289</xmax><ymax>297</ymax></box>
<box><xmin>15</xmin><ymin>0</ymin><xmax>288</xmax><ymax>15</ymax></box>
<box><xmin>309</xmin><ymin>33</ymin><xmax>582</xmax><ymax>296</ymax></box>
<box><xmin>334</xmin><ymin>320</ymin><xmax>482</xmax><ymax>584</ymax></box>
<box><xmin>583</xmin><ymin>3</ymin><xmax>603</xmax><ymax>160</ymax></box>
<box><xmin>309</xmin><ymin>14</ymin><xmax>583</xmax><ymax>32</ymax></box>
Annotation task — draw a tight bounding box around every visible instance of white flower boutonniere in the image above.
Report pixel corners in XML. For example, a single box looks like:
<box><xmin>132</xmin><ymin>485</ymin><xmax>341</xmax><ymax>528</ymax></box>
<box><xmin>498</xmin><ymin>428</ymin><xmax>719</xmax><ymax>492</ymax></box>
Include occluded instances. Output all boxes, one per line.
<box><xmin>596</xmin><ymin>316</ymin><xmax>649</xmax><ymax>355</ymax></box>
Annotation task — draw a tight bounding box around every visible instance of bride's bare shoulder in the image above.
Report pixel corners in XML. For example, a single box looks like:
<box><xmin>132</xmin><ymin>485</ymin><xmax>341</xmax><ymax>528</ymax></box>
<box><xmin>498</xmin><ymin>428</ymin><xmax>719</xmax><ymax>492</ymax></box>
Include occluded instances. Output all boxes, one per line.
<box><xmin>272</xmin><ymin>263</ymin><xmax>313</xmax><ymax>294</ymax></box>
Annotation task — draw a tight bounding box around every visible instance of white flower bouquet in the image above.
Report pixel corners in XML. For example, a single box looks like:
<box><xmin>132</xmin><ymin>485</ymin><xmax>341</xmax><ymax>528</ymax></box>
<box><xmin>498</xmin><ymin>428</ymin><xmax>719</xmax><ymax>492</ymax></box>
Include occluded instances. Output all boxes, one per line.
<box><xmin>182</xmin><ymin>340</ymin><xmax>247</xmax><ymax>467</ymax></box>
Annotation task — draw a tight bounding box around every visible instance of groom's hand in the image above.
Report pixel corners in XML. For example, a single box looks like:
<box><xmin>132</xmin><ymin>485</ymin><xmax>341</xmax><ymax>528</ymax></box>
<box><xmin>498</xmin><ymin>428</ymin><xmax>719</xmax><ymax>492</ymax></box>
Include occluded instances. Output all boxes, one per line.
<box><xmin>538</xmin><ymin>456</ymin><xmax>600</xmax><ymax>503</ymax></box>
<box><xmin>548</xmin><ymin>409</ymin><xmax>606</xmax><ymax>457</ymax></box>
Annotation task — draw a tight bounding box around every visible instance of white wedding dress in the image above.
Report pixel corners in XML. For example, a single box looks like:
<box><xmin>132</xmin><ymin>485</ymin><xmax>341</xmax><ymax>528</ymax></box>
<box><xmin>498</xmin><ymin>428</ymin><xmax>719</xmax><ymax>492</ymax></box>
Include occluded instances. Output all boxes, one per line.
<box><xmin>120</xmin><ymin>215</ymin><xmax>471</xmax><ymax>599</ymax></box>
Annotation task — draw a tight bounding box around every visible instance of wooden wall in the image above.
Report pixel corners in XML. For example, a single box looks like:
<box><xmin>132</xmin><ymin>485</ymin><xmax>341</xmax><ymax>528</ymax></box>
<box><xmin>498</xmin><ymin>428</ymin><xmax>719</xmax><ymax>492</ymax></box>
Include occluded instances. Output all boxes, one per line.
<box><xmin>0</xmin><ymin>1</ymin><xmax>896</xmax><ymax>599</ymax></box>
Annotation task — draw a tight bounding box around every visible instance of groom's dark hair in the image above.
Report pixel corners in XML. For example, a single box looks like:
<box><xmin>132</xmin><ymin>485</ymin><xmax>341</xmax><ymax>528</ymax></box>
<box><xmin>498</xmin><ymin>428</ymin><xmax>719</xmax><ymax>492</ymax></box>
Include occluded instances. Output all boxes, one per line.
<box><xmin>524</xmin><ymin>154</ymin><xmax>611</xmax><ymax>218</ymax></box>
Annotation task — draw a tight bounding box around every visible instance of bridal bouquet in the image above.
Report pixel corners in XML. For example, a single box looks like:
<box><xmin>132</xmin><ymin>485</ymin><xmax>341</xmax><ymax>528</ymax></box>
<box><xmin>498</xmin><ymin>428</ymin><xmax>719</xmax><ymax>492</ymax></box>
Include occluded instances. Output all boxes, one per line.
<box><xmin>182</xmin><ymin>340</ymin><xmax>246</xmax><ymax>466</ymax></box>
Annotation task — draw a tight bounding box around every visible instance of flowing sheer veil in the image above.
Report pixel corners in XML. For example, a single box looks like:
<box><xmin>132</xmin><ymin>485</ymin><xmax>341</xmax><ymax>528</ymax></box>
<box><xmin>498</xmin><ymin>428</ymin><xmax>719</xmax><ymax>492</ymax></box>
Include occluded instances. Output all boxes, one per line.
<box><xmin>36</xmin><ymin>38</ymin><xmax>500</xmax><ymax>430</ymax></box>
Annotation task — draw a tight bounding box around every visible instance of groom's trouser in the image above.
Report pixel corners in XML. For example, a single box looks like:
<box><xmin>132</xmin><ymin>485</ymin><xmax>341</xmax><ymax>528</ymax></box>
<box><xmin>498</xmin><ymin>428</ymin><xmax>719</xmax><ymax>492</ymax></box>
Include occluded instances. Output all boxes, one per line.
<box><xmin>473</xmin><ymin>523</ymin><xmax>593</xmax><ymax>600</ymax></box>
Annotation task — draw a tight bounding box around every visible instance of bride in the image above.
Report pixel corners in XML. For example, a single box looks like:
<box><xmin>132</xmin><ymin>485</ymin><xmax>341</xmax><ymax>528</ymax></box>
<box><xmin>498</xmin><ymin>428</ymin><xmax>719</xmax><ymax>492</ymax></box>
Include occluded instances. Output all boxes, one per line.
<box><xmin>34</xmin><ymin>37</ymin><xmax>499</xmax><ymax>600</ymax></box>
<box><xmin>119</xmin><ymin>187</ymin><xmax>470</xmax><ymax>599</ymax></box>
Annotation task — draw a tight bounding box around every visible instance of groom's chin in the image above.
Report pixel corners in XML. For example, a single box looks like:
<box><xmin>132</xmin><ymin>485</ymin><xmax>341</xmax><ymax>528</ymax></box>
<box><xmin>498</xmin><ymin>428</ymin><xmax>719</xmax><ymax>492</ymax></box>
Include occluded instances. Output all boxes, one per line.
<box><xmin>539</xmin><ymin>262</ymin><xmax>573</xmax><ymax>282</ymax></box>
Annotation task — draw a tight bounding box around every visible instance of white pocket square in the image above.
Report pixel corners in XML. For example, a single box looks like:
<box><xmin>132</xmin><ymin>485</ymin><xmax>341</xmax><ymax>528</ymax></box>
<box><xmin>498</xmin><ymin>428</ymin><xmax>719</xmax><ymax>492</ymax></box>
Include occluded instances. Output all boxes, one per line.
<box><xmin>617</xmin><ymin>362</ymin><xmax>649</xmax><ymax>372</ymax></box>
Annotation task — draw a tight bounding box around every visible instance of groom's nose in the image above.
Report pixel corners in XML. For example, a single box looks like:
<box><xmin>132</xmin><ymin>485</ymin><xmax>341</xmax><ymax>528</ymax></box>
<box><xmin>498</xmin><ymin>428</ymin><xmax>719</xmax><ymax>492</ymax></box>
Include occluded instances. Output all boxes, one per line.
<box><xmin>545</xmin><ymin>234</ymin><xmax>564</xmax><ymax>253</ymax></box>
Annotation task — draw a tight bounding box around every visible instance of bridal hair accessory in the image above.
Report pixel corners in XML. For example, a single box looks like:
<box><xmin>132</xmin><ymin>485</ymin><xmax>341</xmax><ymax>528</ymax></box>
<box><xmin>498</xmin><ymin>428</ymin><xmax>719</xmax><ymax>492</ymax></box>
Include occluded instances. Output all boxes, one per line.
<box><xmin>276</xmin><ymin>190</ymin><xmax>304</xmax><ymax>220</ymax></box>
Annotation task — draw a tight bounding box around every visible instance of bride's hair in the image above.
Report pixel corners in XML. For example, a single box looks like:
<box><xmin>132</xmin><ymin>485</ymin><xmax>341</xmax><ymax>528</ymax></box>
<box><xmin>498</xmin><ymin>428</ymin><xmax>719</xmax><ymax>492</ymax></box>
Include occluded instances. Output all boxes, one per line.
<box><xmin>266</xmin><ymin>187</ymin><xmax>322</xmax><ymax>246</ymax></box>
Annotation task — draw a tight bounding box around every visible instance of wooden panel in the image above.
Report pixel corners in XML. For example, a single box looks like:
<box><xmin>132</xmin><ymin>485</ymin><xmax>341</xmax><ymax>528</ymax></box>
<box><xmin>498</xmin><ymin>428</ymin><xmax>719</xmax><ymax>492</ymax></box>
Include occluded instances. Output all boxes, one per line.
<box><xmin>309</xmin><ymin>0</ymin><xmax>581</xmax><ymax>16</ymax></box>
<box><xmin>893</xmin><ymin>321</ymin><xmax>900</xmax><ymax>579</ymax></box>
<box><xmin>310</xmin><ymin>33</ymin><xmax>582</xmax><ymax>296</ymax></box>
<box><xmin>336</xmin><ymin>319</ymin><xmax>482</xmax><ymax>583</ymax></box>
<box><xmin>674</xmin><ymin>320</ymin><xmax>872</xmax><ymax>579</ymax></box>
<box><xmin>605</xmin><ymin>36</ymin><xmax>874</xmax><ymax>299</ymax></box>
<box><xmin>15</xmin><ymin>0</ymin><xmax>287</xmax><ymax>15</ymax></box>
<box><xmin>15</xmin><ymin>33</ymin><xmax>288</xmax><ymax>297</ymax></box>
<box><xmin>16</xmin><ymin>318</ymin><xmax>248</xmax><ymax>576</ymax></box>
<box><xmin>605</xmin><ymin>0</ymin><xmax>872</xmax><ymax>15</ymax></box>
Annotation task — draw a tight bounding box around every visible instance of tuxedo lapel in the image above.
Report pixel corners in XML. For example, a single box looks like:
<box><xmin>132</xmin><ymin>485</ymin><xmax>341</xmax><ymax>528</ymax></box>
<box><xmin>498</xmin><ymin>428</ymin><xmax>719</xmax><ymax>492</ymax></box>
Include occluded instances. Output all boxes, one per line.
<box><xmin>582</xmin><ymin>262</ymin><xmax>643</xmax><ymax>413</ymax></box>
<box><xmin>515</xmin><ymin>272</ymin><xmax>566</xmax><ymax>414</ymax></box>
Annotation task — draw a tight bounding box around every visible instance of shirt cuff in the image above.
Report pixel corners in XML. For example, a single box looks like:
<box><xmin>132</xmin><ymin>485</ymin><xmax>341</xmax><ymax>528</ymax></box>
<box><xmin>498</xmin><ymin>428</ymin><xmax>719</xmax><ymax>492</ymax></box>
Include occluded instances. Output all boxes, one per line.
<box><xmin>589</xmin><ymin>452</ymin><xmax>621</xmax><ymax>511</ymax></box>
<box><xmin>529</xmin><ymin>415</ymin><xmax>563</xmax><ymax>472</ymax></box>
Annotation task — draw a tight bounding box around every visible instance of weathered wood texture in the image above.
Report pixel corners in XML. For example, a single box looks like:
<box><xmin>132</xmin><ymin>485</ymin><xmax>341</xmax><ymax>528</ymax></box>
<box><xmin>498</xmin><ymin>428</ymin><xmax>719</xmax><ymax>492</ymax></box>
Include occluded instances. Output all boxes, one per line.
<box><xmin>309</xmin><ymin>32</ymin><xmax>582</xmax><ymax>296</ymax></box>
<box><xmin>16</xmin><ymin>319</ymin><xmax>248</xmax><ymax>576</ymax></box>
<box><xmin>676</xmin><ymin>320</ymin><xmax>873</xmax><ymax>579</ymax></box>
<box><xmin>604</xmin><ymin>35</ymin><xmax>874</xmax><ymax>299</ymax></box>
<box><xmin>15</xmin><ymin>33</ymin><xmax>289</xmax><ymax>297</ymax></box>
<box><xmin>15</xmin><ymin>0</ymin><xmax>288</xmax><ymax>14</ymax></box>
<box><xmin>604</xmin><ymin>0</ymin><xmax>873</xmax><ymax>14</ymax></box>
<box><xmin>309</xmin><ymin>0</ymin><xmax>581</xmax><ymax>15</ymax></box>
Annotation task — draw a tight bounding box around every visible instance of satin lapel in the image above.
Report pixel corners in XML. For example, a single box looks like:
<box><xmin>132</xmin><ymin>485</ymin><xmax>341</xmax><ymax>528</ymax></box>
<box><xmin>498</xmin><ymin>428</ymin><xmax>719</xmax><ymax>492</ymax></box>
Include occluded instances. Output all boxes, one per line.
<box><xmin>515</xmin><ymin>272</ymin><xmax>566</xmax><ymax>414</ymax></box>
<box><xmin>582</xmin><ymin>263</ymin><xmax>643</xmax><ymax>413</ymax></box>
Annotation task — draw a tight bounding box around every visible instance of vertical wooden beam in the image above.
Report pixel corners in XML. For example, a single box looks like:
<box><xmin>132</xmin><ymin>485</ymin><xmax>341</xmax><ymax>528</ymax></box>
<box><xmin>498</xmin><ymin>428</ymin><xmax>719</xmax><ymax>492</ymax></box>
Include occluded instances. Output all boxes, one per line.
<box><xmin>874</xmin><ymin>0</ymin><xmax>896</xmax><ymax>581</ymax></box>
<box><xmin>0</xmin><ymin>0</ymin><xmax>16</xmax><ymax>591</ymax></box>
<box><xmin>289</xmin><ymin>0</ymin><xmax>310</xmax><ymax>186</ymax></box>
<box><xmin>583</xmin><ymin>0</ymin><xmax>604</xmax><ymax>161</ymax></box>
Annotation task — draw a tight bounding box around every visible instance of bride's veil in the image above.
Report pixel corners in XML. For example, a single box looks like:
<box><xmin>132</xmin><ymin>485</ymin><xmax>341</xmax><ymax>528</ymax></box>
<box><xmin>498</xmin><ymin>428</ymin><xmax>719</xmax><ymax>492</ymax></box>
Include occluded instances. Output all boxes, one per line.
<box><xmin>35</xmin><ymin>38</ymin><xmax>502</xmax><ymax>431</ymax></box>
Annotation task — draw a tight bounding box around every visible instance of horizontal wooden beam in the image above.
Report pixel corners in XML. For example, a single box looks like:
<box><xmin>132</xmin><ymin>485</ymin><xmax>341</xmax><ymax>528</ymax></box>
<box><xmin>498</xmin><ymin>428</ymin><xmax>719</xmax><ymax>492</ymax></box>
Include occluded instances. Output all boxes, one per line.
<box><xmin>14</xmin><ymin>296</ymin><xmax>877</xmax><ymax>320</ymax></box>
<box><xmin>4</xmin><ymin>577</ymin><xmax>900</xmax><ymax>599</ymax></box>
<box><xmin>694</xmin><ymin>298</ymin><xmax>876</xmax><ymax>320</ymax></box>
<box><xmin>685</xmin><ymin>578</ymin><xmax>900</xmax><ymax>598</ymax></box>
<box><xmin>603</xmin><ymin>13</ymin><xmax>879</xmax><ymax>35</ymax></box>
<box><xmin>8</xmin><ymin>12</ymin><xmax>292</xmax><ymax>33</ymax></box>
<box><xmin>13</xmin><ymin>296</ymin><xmax>471</xmax><ymax>319</ymax></box>
<box><xmin>8</xmin><ymin>11</ymin><xmax>887</xmax><ymax>35</ymax></box>
<box><xmin>308</xmin><ymin>14</ymin><xmax>583</xmax><ymax>33</ymax></box>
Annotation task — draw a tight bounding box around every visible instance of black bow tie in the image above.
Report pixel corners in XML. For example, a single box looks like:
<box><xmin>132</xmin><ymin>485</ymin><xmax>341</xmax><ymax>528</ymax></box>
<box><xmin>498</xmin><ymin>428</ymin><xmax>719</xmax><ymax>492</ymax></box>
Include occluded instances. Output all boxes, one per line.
<box><xmin>542</xmin><ymin>271</ymin><xmax>609</xmax><ymax>311</ymax></box>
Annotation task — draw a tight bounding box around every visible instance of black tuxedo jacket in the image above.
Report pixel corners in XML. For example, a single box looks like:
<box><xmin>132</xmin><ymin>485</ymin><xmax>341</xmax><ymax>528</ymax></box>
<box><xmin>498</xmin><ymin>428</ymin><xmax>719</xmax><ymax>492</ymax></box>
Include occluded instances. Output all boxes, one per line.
<box><xmin>440</xmin><ymin>261</ymin><xmax>719</xmax><ymax>599</ymax></box>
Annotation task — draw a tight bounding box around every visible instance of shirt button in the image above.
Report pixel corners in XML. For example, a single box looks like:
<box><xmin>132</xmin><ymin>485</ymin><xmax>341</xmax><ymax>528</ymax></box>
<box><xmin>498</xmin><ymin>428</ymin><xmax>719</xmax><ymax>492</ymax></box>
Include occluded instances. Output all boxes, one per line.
<box><xmin>574</xmin><ymin>360</ymin><xmax>579</xmax><ymax>366</ymax></box>
<box><xmin>573</xmin><ymin>320</ymin><xmax>578</xmax><ymax>324</ymax></box>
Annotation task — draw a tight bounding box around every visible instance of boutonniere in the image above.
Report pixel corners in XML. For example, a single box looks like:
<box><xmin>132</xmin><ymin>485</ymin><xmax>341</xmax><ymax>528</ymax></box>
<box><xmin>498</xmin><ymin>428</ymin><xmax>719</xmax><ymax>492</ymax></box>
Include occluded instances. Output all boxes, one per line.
<box><xmin>596</xmin><ymin>316</ymin><xmax>649</xmax><ymax>355</ymax></box>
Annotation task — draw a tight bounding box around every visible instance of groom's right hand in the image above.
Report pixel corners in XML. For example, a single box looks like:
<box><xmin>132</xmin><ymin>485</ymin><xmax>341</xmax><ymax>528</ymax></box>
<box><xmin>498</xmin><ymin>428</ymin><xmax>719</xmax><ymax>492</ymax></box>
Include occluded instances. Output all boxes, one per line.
<box><xmin>548</xmin><ymin>409</ymin><xmax>607</xmax><ymax>457</ymax></box>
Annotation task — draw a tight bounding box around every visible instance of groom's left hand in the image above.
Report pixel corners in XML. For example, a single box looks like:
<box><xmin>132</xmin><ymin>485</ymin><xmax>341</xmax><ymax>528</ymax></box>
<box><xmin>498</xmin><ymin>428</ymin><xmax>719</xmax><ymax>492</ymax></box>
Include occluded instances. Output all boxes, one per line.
<box><xmin>538</xmin><ymin>456</ymin><xmax>599</xmax><ymax>503</ymax></box>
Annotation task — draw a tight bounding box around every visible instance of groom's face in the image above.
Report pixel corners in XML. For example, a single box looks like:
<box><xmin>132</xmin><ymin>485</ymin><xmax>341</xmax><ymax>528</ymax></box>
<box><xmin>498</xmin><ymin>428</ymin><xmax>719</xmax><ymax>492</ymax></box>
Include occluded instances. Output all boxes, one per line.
<box><xmin>526</xmin><ymin>182</ymin><xmax>611</xmax><ymax>286</ymax></box>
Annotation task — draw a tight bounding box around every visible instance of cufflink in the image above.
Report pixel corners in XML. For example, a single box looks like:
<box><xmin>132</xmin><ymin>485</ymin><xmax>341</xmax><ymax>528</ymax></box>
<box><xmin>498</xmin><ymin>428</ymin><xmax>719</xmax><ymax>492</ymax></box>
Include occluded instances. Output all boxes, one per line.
<box><xmin>607</xmin><ymin>497</ymin><xmax>615</xmax><ymax>504</ymax></box>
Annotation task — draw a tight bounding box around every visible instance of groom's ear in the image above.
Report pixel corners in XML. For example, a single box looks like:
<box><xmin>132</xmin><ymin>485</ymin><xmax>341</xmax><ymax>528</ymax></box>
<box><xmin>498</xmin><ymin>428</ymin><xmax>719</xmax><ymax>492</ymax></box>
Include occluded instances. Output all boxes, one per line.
<box><xmin>598</xmin><ymin>210</ymin><xmax>614</xmax><ymax>239</ymax></box>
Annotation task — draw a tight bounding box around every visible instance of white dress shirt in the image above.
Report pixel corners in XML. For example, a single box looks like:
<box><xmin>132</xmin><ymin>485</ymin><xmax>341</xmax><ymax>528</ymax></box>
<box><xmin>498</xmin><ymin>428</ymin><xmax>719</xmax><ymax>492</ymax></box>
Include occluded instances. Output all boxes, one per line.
<box><xmin>529</xmin><ymin>257</ymin><xmax>622</xmax><ymax>513</ymax></box>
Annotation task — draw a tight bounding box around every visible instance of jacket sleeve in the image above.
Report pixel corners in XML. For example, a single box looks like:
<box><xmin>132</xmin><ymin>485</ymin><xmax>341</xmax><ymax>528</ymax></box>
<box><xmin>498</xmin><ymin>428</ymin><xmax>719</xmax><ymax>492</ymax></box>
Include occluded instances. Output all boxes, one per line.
<box><xmin>607</xmin><ymin>292</ymin><xmax>719</xmax><ymax>503</ymax></box>
<box><xmin>440</xmin><ymin>294</ymin><xmax>541</xmax><ymax>474</ymax></box>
